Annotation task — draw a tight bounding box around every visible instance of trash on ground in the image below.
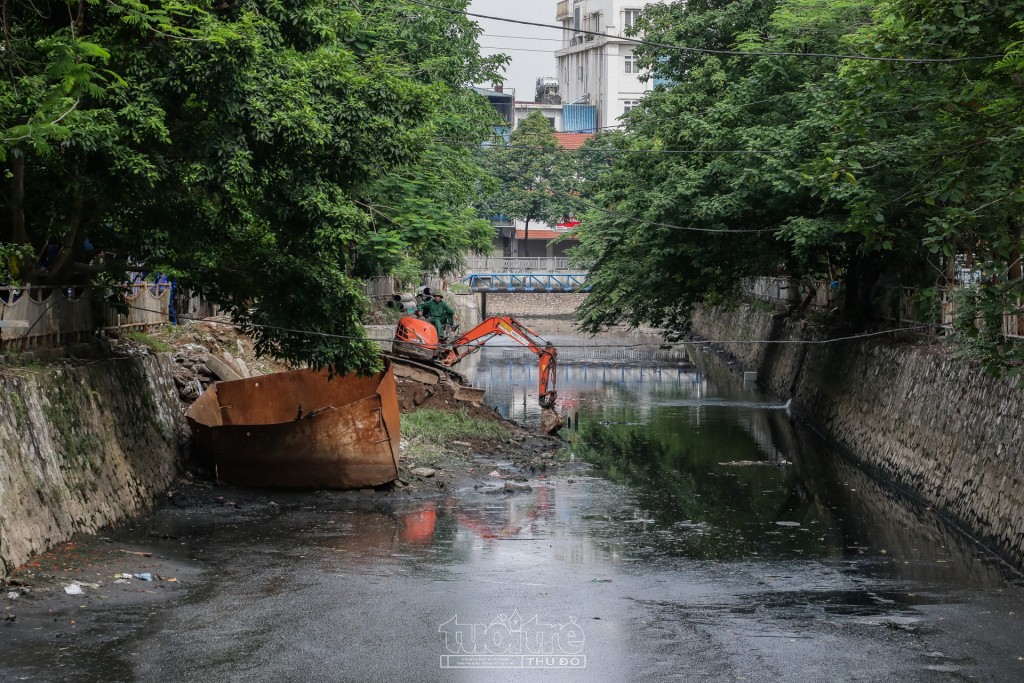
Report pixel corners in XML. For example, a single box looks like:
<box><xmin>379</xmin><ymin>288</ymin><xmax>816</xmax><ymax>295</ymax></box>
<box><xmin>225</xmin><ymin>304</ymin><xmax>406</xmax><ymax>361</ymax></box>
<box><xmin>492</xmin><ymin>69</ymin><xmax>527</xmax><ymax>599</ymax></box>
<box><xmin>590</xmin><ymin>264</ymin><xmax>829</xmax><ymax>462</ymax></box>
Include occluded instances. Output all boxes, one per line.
<box><xmin>64</xmin><ymin>584</ymin><xmax>84</xmax><ymax>595</ymax></box>
<box><xmin>133</xmin><ymin>573</ymin><xmax>154</xmax><ymax>582</ymax></box>
<box><xmin>410</xmin><ymin>467</ymin><xmax>436</xmax><ymax>478</ymax></box>
<box><xmin>5</xmin><ymin>591</ymin><xmax>19</xmax><ymax>600</ymax></box>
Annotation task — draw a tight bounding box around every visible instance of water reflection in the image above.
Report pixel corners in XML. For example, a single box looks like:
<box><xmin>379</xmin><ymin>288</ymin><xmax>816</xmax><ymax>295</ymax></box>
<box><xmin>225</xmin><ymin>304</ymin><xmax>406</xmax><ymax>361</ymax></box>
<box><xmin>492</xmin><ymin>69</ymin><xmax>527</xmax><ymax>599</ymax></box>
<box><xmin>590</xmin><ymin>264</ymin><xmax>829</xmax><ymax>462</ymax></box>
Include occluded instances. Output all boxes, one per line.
<box><xmin>465</xmin><ymin>333</ymin><xmax>1019</xmax><ymax>587</ymax></box>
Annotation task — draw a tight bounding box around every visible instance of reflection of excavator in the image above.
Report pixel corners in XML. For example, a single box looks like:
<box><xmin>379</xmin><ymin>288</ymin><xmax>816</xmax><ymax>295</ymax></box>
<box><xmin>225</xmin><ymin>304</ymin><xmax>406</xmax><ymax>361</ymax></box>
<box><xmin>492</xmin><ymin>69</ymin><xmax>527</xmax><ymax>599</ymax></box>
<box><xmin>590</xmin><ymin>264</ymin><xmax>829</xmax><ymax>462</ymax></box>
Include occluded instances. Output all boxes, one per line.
<box><xmin>393</xmin><ymin>315</ymin><xmax>558</xmax><ymax>408</ymax></box>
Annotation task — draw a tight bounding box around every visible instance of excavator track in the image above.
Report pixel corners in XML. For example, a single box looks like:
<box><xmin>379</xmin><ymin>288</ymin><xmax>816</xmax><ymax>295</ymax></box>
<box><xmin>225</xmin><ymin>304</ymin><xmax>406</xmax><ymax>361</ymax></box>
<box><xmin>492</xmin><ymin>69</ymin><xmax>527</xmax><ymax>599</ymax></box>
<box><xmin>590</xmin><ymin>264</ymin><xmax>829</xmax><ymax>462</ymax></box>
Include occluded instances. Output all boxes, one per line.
<box><xmin>384</xmin><ymin>353</ymin><xmax>471</xmax><ymax>387</ymax></box>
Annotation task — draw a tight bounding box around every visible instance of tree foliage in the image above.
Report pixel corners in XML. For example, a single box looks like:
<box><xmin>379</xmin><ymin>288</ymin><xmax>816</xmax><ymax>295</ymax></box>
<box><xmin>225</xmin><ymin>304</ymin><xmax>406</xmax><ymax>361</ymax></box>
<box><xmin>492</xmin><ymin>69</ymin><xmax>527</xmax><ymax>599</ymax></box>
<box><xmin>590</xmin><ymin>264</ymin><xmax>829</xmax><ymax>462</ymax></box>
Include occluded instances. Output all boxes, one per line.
<box><xmin>1</xmin><ymin>0</ymin><xmax>504</xmax><ymax>372</ymax></box>
<box><xmin>572</xmin><ymin>0</ymin><xmax>1024</xmax><ymax>368</ymax></box>
<box><xmin>478</xmin><ymin>111</ymin><xmax>582</xmax><ymax>257</ymax></box>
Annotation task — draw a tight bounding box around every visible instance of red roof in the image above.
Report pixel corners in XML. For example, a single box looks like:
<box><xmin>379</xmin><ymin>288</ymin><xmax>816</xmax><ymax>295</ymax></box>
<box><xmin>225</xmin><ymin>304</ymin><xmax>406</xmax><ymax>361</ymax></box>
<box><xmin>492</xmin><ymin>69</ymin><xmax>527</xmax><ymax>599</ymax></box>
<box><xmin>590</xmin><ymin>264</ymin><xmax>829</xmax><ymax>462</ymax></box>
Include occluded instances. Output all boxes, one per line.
<box><xmin>554</xmin><ymin>133</ymin><xmax>594</xmax><ymax>150</ymax></box>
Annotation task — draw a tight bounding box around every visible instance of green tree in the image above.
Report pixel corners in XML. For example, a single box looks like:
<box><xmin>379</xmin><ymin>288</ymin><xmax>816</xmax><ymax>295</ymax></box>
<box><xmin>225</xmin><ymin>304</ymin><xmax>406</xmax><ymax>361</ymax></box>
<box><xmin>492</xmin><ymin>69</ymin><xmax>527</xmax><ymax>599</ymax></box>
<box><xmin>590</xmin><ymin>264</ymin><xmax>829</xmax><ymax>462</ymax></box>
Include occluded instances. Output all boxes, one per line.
<box><xmin>572</xmin><ymin>0</ymin><xmax>861</xmax><ymax>333</ymax></box>
<box><xmin>1</xmin><ymin>0</ymin><xmax>504</xmax><ymax>373</ymax></box>
<box><xmin>479</xmin><ymin>111</ymin><xmax>582</xmax><ymax>257</ymax></box>
<box><xmin>817</xmin><ymin>0</ymin><xmax>1024</xmax><ymax>367</ymax></box>
<box><xmin>571</xmin><ymin>0</ymin><xmax>1024</xmax><ymax>373</ymax></box>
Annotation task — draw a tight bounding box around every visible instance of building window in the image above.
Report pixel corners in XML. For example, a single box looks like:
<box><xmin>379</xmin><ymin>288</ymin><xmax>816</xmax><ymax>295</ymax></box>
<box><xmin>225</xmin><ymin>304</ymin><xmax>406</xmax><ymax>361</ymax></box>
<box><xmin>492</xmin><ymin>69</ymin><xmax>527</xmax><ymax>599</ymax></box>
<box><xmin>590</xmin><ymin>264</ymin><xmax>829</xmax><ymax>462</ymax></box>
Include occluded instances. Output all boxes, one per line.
<box><xmin>578</xmin><ymin>66</ymin><xmax>584</xmax><ymax>81</ymax></box>
<box><xmin>624</xmin><ymin>51</ymin><xmax>638</xmax><ymax>74</ymax></box>
<box><xmin>623</xmin><ymin>100</ymin><xmax>640</xmax><ymax>113</ymax></box>
<box><xmin>624</xmin><ymin>9</ymin><xmax>641</xmax><ymax>29</ymax></box>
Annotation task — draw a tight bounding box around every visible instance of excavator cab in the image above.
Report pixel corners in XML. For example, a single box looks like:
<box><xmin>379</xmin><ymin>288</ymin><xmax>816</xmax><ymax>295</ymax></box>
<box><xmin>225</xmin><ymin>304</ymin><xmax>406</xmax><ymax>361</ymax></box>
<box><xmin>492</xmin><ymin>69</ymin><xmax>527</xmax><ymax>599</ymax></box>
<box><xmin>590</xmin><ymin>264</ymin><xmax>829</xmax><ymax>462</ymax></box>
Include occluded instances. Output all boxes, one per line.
<box><xmin>393</xmin><ymin>316</ymin><xmax>440</xmax><ymax>362</ymax></box>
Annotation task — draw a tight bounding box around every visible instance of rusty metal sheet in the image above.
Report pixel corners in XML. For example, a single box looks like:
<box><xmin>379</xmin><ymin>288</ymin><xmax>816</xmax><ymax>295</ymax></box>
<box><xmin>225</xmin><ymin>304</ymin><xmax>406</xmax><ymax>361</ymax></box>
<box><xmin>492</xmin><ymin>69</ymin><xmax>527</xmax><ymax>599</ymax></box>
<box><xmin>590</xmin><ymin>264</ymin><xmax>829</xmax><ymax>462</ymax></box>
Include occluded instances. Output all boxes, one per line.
<box><xmin>185</xmin><ymin>364</ymin><xmax>400</xmax><ymax>490</ymax></box>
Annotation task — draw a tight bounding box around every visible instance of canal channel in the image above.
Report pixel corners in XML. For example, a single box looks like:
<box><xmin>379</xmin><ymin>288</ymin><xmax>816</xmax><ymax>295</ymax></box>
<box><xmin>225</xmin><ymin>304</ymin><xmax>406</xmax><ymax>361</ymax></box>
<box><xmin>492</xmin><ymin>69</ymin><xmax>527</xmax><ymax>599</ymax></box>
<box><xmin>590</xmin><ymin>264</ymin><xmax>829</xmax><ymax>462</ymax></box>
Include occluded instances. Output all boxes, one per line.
<box><xmin>1</xmin><ymin>334</ymin><xmax>1023</xmax><ymax>681</ymax></box>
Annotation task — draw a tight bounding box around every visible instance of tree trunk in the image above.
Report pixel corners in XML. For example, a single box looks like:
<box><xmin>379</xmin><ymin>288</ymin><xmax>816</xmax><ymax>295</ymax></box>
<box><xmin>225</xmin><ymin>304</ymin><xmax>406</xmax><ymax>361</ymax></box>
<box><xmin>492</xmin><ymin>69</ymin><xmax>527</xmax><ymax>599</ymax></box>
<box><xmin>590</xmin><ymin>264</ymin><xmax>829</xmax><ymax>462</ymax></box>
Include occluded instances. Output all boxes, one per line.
<box><xmin>523</xmin><ymin>217</ymin><xmax>530</xmax><ymax>258</ymax></box>
<box><xmin>10</xmin><ymin>153</ymin><xmax>28</xmax><ymax>245</ymax></box>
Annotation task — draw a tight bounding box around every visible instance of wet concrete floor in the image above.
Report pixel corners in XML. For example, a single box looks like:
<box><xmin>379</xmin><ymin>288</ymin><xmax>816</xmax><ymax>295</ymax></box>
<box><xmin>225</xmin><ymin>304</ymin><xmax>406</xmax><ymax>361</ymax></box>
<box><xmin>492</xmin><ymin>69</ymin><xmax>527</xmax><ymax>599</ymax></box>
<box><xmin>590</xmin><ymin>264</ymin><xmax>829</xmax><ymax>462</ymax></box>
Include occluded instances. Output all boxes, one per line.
<box><xmin>2</xmin><ymin>338</ymin><xmax>1023</xmax><ymax>681</ymax></box>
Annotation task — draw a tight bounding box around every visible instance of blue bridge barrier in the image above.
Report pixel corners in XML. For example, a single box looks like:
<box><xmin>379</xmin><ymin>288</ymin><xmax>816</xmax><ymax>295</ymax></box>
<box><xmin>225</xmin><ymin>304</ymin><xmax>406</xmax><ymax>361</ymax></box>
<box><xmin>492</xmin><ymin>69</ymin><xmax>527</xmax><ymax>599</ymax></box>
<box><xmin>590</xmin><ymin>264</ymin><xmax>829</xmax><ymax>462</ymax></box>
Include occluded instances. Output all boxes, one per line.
<box><xmin>461</xmin><ymin>272</ymin><xmax>590</xmax><ymax>293</ymax></box>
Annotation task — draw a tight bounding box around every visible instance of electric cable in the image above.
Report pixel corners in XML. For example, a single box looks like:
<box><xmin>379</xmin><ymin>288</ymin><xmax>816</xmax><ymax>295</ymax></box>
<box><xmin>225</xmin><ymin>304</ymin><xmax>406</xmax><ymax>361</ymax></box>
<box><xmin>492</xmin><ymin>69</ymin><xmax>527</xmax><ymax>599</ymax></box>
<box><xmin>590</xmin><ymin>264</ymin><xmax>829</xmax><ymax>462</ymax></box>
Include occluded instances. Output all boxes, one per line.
<box><xmin>439</xmin><ymin>137</ymin><xmax>783</xmax><ymax>155</ymax></box>
<box><xmin>407</xmin><ymin>0</ymin><xmax>1003</xmax><ymax>64</ymax></box>
<box><xmin>116</xmin><ymin>299</ymin><xmax>941</xmax><ymax>348</ymax></box>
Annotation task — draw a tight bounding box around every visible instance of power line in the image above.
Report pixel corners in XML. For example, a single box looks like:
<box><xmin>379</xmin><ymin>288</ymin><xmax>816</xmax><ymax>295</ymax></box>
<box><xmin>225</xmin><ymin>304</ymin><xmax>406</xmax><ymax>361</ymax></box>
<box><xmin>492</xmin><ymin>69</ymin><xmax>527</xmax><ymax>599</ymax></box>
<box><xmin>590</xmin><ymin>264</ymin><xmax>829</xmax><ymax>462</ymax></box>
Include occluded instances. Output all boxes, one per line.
<box><xmin>120</xmin><ymin>300</ymin><xmax>940</xmax><ymax>348</ymax></box>
<box><xmin>480</xmin><ymin>45</ymin><xmax>559</xmax><ymax>54</ymax></box>
<box><xmin>573</xmin><ymin>193</ymin><xmax>781</xmax><ymax>234</ymax></box>
<box><xmin>482</xmin><ymin>33</ymin><xmax>565</xmax><ymax>43</ymax></box>
<box><xmin>408</xmin><ymin>0</ymin><xmax>1002</xmax><ymax>64</ymax></box>
<box><xmin>440</xmin><ymin>137</ymin><xmax>782</xmax><ymax>156</ymax></box>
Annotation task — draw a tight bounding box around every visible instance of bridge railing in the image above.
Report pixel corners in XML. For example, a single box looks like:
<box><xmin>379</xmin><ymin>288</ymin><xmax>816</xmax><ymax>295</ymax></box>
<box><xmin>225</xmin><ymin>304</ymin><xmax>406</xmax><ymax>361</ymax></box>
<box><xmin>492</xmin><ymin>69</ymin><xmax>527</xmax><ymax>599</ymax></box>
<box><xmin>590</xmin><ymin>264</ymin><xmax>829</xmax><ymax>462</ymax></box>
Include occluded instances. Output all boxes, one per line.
<box><xmin>462</xmin><ymin>256</ymin><xmax>578</xmax><ymax>274</ymax></box>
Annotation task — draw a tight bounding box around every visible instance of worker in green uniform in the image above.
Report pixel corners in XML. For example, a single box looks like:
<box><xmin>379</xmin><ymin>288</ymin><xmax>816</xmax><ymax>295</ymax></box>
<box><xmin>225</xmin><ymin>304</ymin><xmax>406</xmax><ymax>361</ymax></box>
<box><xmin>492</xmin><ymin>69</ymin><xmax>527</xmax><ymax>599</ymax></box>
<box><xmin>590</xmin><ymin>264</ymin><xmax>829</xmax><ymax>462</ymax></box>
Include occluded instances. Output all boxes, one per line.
<box><xmin>416</xmin><ymin>292</ymin><xmax>456</xmax><ymax>340</ymax></box>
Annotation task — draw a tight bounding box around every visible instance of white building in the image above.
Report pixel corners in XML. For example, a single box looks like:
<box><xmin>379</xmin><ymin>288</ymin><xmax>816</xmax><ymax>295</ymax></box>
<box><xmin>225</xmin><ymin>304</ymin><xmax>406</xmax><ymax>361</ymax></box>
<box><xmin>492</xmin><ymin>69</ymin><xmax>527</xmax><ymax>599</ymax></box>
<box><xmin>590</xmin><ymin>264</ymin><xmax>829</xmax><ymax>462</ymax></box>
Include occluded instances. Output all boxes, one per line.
<box><xmin>513</xmin><ymin>101</ymin><xmax>564</xmax><ymax>131</ymax></box>
<box><xmin>554</xmin><ymin>0</ymin><xmax>649</xmax><ymax>131</ymax></box>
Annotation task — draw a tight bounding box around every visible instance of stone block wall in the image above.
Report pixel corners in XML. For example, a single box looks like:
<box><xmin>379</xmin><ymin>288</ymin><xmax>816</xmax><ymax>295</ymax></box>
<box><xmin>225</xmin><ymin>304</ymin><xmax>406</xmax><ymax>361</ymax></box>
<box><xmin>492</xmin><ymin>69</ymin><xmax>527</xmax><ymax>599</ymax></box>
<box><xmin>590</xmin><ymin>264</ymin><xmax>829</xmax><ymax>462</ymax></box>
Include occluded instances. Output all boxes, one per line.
<box><xmin>486</xmin><ymin>293</ymin><xmax>587</xmax><ymax>318</ymax></box>
<box><xmin>692</xmin><ymin>305</ymin><xmax>1024</xmax><ymax>567</ymax></box>
<box><xmin>0</xmin><ymin>355</ymin><xmax>182</xmax><ymax>581</ymax></box>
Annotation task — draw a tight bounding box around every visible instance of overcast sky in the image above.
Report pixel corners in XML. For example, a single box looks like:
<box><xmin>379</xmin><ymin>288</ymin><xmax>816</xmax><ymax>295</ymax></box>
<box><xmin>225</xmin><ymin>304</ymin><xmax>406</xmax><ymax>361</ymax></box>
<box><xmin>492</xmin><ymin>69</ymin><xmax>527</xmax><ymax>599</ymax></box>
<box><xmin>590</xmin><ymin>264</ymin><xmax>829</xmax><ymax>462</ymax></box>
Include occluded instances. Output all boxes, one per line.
<box><xmin>468</xmin><ymin>1</ymin><xmax>561</xmax><ymax>101</ymax></box>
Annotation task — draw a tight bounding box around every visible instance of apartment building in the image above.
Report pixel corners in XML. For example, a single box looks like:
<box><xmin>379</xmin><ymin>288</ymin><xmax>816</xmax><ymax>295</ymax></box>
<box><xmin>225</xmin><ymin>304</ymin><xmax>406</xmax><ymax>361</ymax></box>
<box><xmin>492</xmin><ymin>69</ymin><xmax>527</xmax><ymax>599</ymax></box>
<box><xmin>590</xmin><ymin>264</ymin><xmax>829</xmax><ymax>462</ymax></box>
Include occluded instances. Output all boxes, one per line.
<box><xmin>554</xmin><ymin>0</ymin><xmax>649</xmax><ymax>131</ymax></box>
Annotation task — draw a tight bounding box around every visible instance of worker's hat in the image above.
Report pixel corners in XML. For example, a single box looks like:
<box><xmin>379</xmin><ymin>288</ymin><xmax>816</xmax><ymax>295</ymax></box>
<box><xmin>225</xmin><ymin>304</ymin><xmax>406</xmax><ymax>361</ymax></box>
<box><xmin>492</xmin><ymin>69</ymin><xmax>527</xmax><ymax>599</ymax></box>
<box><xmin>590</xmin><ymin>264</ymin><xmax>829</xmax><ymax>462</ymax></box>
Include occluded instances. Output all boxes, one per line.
<box><xmin>432</xmin><ymin>292</ymin><xmax>443</xmax><ymax>298</ymax></box>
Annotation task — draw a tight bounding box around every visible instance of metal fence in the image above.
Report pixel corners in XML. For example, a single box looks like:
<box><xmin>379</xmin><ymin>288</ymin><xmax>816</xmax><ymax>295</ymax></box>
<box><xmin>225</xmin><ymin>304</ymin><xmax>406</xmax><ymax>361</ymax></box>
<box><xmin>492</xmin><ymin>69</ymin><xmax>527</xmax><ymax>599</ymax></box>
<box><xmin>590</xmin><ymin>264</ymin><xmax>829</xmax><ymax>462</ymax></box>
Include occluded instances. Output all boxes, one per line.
<box><xmin>362</xmin><ymin>276</ymin><xmax>397</xmax><ymax>299</ymax></box>
<box><xmin>746</xmin><ymin>277</ymin><xmax>840</xmax><ymax>311</ymax></box>
<box><xmin>0</xmin><ymin>284</ymin><xmax>172</xmax><ymax>351</ymax></box>
<box><xmin>746</xmin><ymin>276</ymin><xmax>949</xmax><ymax>329</ymax></box>
<box><xmin>462</xmin><ymin>256</ymin><xmax>576</xmax><ymax>274</ymax></box>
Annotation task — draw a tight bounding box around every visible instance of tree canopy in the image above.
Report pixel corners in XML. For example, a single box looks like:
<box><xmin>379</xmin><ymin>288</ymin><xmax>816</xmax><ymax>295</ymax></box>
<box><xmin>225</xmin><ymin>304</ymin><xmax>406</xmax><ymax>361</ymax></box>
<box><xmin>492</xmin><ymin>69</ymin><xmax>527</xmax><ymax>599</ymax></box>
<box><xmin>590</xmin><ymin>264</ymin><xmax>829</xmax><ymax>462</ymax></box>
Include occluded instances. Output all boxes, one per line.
<box><xmin>1</xmin><ymin>0</ymin><xmax>505</xmax><ymax>372</ymax></box>
<box><xmin>477</xmin><ymin>111</ymin><xmax>583</xmax><ymax>257</ymax></box>
<box><xmin>572</xmin><ymin>0</ymin><xmax>1024</xmax><ymax>369</ymax></box>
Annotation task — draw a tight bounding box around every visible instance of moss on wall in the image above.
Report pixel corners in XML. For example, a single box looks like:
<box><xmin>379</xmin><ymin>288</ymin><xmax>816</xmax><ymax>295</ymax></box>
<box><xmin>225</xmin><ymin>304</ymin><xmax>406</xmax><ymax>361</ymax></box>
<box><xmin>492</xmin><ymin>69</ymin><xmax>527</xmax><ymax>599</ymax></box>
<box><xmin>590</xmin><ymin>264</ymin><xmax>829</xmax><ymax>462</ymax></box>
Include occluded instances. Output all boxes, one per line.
<box><xmin>0</xmin><ymin>355</ymin><xmax>182</xmax><ymax>582</ymax></box>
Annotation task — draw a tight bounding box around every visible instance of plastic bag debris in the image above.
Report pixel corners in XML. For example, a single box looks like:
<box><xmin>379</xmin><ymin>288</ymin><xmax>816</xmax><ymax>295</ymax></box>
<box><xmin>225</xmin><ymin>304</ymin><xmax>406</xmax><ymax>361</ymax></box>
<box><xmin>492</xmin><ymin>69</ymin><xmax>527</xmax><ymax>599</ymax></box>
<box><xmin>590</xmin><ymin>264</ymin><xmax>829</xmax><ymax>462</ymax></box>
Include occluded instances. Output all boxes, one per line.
<box><xmin>6</xmin><ymin>591</ymin><xmax>19</xmax><ymax>600</ymax></box>
<box><xmin>64</xmin><ymin>584</ymin><xmax>84</xmax><ymax>595</ymax></box>
<box><xmin>133</xmin><ymin>573</ymin><xmax>153</xmax><ymax>582</ymax></box>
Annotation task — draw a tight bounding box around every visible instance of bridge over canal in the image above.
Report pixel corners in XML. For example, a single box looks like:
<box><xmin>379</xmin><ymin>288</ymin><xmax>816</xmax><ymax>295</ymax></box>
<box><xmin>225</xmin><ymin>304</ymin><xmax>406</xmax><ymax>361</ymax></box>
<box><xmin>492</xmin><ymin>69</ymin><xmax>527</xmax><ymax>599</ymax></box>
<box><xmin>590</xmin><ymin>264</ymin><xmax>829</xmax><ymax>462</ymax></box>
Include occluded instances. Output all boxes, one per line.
<box><xmin>459</xmin><ymin>256</ymin><xmax>589</xmax><ymax>293</ymax></box>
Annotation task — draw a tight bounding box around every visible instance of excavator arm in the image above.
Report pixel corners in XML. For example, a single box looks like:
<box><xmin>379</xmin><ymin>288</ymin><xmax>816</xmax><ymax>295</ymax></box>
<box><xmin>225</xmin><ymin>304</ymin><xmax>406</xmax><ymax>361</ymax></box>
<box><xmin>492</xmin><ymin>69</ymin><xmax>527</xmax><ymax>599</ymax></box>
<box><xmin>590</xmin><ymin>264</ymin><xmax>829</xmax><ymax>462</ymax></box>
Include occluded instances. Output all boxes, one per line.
<box><xmin>440</xmin><ymin>316</ymin><xmax>558</xmax><ymax>408</ymax></box>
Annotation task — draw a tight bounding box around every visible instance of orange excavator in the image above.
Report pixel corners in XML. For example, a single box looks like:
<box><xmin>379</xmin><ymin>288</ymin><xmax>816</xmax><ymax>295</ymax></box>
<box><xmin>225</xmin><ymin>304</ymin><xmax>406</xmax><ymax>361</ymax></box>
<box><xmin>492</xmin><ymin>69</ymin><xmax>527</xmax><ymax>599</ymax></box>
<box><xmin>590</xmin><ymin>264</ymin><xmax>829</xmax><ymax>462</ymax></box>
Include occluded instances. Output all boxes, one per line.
<box><xmin>393</xmin><ymin>314</ymin><xmax>558</xmax><ymax>408</ymax></box>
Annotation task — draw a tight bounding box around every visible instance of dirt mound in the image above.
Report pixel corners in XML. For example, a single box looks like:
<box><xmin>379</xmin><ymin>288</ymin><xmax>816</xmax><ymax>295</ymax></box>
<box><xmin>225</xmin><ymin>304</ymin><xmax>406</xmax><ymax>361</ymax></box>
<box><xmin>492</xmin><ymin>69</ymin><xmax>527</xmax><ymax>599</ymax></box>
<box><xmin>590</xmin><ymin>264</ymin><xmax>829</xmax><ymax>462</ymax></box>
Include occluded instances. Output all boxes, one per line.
<box><xmin>395</xmin><ymin>375</ymin><xmax>521</xmax><ymax>426</ymax></box>
<box><xmin>150</xmin><ymin>319</ymin><xmax>290</xmax><ymax>405</ymax></box>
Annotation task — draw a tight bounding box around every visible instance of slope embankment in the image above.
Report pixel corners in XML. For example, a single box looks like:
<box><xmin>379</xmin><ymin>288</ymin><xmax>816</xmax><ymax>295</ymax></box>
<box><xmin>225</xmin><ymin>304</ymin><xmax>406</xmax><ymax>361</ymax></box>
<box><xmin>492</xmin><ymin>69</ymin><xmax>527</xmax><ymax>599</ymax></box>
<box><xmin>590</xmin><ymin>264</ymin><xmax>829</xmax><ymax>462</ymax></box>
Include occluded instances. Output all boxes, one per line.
<box><xmin>691</xmin><ymin>305</ymin><xmax>1024</xmax><ymax>567</ymax></box>
<box><xmin>0</xmin><ymin>356</ymin><xmax>181</xmax><ymax>581</ymax></box>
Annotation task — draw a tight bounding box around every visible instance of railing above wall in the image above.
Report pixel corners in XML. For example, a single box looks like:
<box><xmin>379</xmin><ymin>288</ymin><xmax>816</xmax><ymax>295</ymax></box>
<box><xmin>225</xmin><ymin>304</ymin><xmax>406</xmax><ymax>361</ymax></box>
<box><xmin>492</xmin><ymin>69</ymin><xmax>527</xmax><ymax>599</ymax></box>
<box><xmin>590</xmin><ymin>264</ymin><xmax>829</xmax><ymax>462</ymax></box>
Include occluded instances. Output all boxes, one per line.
<box><xmin>746</xmin><ymin>276</ymin><xmax>949</xmax><ymax>331</ymax></box>
<box><xmin>462</xmin><ymin>256</ymin><xmax>577</xmax><ymax>274</ymax></box>
<box><xmin>0</xmin><ymin>284</ymin><xmax>172</xmax><ymax>351</ymax></box>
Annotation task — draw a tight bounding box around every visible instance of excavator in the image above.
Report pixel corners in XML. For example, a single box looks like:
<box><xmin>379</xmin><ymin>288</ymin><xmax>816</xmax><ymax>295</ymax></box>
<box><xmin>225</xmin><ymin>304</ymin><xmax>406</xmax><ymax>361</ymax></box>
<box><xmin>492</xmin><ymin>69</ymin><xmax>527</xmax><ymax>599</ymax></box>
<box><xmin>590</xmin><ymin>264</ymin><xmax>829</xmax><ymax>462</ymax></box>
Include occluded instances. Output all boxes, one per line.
<box><xmin>392</xmin><ymin>314</ymin><xmax>558</xmax><ymax>409</ymax></box>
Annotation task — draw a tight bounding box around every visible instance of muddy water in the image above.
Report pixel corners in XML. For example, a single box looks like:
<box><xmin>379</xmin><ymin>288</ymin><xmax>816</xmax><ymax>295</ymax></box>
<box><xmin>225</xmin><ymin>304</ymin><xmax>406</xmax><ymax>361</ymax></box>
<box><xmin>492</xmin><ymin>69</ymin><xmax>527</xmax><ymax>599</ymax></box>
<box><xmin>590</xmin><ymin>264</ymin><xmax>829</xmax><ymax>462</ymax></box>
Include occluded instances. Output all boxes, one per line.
<box><xmin>3</xmin><ymin>335</ymin><xmax>1024</xmax><ymax>682</ymax></box>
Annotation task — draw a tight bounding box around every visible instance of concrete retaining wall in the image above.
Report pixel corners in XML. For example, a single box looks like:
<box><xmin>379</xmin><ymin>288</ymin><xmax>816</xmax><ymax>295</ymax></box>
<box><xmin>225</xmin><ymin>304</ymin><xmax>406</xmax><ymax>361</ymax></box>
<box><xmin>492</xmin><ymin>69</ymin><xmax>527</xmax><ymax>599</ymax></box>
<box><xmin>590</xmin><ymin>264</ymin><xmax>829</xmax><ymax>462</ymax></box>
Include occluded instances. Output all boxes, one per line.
<box><xmin>691</xmin><ymin>305</ymin><xmax>1024</xmax><ymax>567</ymax></box>
<box><xmin>485</xmin><ymin>292</ymin><xmax>587</xmax><ymax>318</ymax></box>
<box><xmin>0</xmin><ymin>355</ymin><xmax>182</xmax><ymax>581</ymax></box>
